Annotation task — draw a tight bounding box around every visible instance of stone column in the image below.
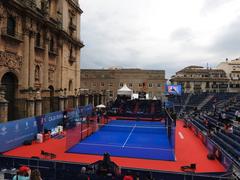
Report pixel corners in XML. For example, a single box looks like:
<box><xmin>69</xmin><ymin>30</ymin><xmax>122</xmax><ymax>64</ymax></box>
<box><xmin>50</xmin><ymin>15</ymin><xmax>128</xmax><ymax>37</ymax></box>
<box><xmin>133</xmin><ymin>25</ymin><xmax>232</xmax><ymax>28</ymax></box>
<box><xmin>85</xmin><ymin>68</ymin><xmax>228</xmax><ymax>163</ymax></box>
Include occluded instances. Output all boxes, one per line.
<box><xmin>85</xmin><ymin>94</ymin><xmax>89</xmax><ymax>106</ymax></box>
<box><xmin>27</xmin><ymin>93</ymin><xmax>35</xmax><ymax>117</ymax></box>
<box><xmin>92</xmin><ymin>95</ymin><xmax>95</xmax><ymax>106</ymax></box>
<box><xmin>103</xmin><ymin>94</ymin><xmax>106</xmax><ymax>105</ymax></box>
<box><xmin>43</xmin><ymin>37</ymin><xmax>49</xmax><ymax>89</ymax></box>
<box><xmin>22</xmin><ymin>31</ymin><xmax>30</xmax><ymax>88</ymax></box>
<box><xmin>106</xmin><ymin>90</ymin><xmax>110</xmax><ymax>105</ymax></box>
<box><xmin>0</xmin><ymin>90</ymin><xmax>8</xmax><ymax>123</ymax></box>
<box><xmin>99</xmin><ymin>94</ymin><xmax>102</xmax><ymax>105</ymax></box>
<box><xmin>64</xmin><ymin>96</ymin><xmax>68</xmax><ymax>109</ymax></box>
<box><xmin>35</xmin><ymin>91</ymin><xmax>42</xmax><ymax>116</ymax></box>
<box><xmin>56</xmin><ymin>43</ymin><xmax>62</xmax><ymax>89</ymax></box>
<box><xmin>59</xmin><ymin>96</ymin><xmax>65</xmax><ymax>111</ymax></box>
<box><xmin>96</xmin><ymin>94</ymin><xmax>100</xmax><ymax>106</ymax></box>
<box><xmin>74</xmin><ymin>96</ymin><xmax>79</xmax><ymax>107</ymax></box>
<box><xmin>29</xmin><ymin>31</ymin><xmax>35</xmax><ymax>88</ymax></box>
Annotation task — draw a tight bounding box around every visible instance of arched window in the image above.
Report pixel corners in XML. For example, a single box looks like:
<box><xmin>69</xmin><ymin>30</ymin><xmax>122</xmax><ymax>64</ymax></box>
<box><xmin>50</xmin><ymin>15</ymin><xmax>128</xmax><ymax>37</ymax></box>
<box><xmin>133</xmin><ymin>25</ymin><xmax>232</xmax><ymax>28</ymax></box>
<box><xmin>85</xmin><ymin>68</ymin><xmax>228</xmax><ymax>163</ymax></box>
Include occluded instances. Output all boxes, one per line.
<box><xmin>7</xmin><ymin>16</ymin><xmax>16</xmax><ymax>36</ymax></box>
<box><xmin>36</xmin><ymin>33</ymin><xmax>41</xmax><ymax>47</ymax></box>
<box><xmin>35</xmin><ymin>65</ymin><xmax>40</xmax><ymax>82</ymax></box>
<box><xmin>69</xmin><ymin>80</ymin><xmax>73</xmax><ymax>92</ymax></box>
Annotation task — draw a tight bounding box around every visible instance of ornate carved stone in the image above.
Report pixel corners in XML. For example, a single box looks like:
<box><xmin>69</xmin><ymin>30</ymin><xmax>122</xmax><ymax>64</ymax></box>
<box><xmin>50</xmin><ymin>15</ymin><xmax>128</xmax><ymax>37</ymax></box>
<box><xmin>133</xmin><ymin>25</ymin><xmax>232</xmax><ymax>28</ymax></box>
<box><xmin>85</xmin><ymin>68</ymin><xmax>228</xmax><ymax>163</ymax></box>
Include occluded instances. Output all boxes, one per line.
<box><xmin>22</xmin><ymin>0</ymin><xmax>37</xmax><ymax>9</ymax></box>
<box><xmin>49</xmin><ymin>64</ymin><xmax>56</xmax><ymax>71</ymax></box>
<box><xmin>35</xmin><ymin>65</ymin><xmax>40</xmax><ymax>82</ymax></box>
<box><xmin>35</xmin><ymin>90</ymin><xmax>41</xmax><ymax>100</ymax></box>
<box><xmin>0</xmin><ymin>51</ymin><xmax>23</xmax><ymax>71</ymax></box>
<box><xmin>48</xmin><ymin>70</ymin><xmax>54</xmax><ymax>83</ymax></box>
<box><xmin>40</xmin><ymin>0</ymin><xmax>49</xmax><ymax>16</ymax></box>
<box><xmin>48</xmin><ymin>64</ymin><xmax>56</xmax><ymax>83</ymax></box>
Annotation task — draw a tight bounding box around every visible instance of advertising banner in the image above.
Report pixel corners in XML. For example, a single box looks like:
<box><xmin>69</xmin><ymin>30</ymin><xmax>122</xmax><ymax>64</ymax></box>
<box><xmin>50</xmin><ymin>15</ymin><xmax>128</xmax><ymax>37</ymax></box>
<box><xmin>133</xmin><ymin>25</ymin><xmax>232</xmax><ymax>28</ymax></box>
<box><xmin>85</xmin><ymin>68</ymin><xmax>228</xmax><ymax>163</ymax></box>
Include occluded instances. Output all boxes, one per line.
<box><xmin>0</xmin><ymin>117</ymin><xmax>37</xmax><ymax>152</ymax></box>
<box><xmin>44</xmin><ymin>111</ymin><xmax>63</xmax><ymax>130</ymax></box>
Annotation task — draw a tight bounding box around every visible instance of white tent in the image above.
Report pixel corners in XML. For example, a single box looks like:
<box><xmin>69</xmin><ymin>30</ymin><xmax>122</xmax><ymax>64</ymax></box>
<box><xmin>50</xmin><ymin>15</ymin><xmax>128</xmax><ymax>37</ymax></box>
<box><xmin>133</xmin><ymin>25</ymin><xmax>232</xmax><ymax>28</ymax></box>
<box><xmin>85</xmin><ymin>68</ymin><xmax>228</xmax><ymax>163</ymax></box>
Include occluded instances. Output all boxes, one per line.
<box><xmin>96</xmin><ymin>104</ymin><xmax>106</xmax><ymax>108</ymax></box>
<box><xmin>131</xmin><ymin>93</ymin><xmax>149</xmax><ymax>100</ymax></box>
<box><xmin>117</xmin><ymin>84</ymin><xmax>133</xmax><ymax>96</ymax></box>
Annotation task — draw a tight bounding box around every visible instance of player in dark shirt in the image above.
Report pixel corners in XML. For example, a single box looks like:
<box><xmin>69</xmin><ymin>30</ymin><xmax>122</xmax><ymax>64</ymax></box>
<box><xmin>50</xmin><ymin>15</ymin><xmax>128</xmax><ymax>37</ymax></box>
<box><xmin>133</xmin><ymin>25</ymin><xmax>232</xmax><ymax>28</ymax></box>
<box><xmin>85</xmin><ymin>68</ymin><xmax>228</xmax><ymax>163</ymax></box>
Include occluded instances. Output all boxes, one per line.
<box><xmin>91</xmin><ymin>152</ymin><xmax>119</xmax><ymax>177</ymax></box>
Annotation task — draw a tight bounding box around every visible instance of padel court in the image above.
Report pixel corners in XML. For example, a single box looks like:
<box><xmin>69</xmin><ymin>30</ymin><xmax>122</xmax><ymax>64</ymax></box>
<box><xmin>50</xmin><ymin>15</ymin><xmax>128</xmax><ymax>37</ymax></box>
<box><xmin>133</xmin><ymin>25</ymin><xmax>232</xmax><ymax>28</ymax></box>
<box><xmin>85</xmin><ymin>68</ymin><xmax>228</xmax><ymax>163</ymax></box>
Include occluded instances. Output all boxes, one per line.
<box><xmin>67</xmin><ymin>120</ymin><xmax>175</xmax><ymax>161</ymax></box>
<box><xmin>3</xmin><ymin>120</ymin><xmax>225</xmax><ymax>173</ymax></box>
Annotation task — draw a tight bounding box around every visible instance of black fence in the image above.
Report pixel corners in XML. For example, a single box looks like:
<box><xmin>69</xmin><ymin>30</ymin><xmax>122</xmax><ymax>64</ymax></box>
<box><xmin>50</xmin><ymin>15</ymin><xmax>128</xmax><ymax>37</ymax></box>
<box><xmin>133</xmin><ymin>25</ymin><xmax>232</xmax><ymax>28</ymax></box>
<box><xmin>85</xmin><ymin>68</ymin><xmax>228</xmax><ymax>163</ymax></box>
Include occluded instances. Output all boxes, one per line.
<box><xmin>0</xmin><ymin>155</ymin><xmax>232</xmax><ymax>180</ymax></box>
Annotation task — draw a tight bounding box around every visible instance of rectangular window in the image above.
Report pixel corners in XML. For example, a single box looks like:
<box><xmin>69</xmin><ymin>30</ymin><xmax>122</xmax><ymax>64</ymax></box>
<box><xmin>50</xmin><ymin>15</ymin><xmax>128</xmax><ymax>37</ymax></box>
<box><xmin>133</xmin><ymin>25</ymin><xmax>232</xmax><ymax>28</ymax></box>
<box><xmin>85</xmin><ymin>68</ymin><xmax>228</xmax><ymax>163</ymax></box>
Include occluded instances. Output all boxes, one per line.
<box><xmin>119</xmin><ymin>83</ymin><xmax>123</xmax><ymax>87</ymax></box>
<box><xmin>129</xmin><ymin>83</ymin><xmax>132</xmax><ymax>87</ymax></box>
<box><xmin>101</xmin><ymin>82</ymin><xmax>104</xmax><ymax>86</ymax></box>
<box><xmin>149</xmin><ymin>83</ymin><xmax>153</xmax><ymax>88</ymax></box>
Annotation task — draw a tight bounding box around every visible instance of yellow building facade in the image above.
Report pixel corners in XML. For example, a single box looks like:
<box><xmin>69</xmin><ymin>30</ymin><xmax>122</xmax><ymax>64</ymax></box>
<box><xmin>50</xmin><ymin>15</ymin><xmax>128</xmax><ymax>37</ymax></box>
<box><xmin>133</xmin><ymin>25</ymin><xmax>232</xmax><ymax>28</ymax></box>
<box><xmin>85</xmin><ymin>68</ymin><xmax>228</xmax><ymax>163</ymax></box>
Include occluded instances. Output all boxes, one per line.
<box><xmin>80</xmin><ymin>68</ymin><xmax>166</xmax><ymax>106</ymax></box>
<box><xmin>0</xmin><ymin>0</ymin><xmax>83</xmax><ymax>121</ymax></box>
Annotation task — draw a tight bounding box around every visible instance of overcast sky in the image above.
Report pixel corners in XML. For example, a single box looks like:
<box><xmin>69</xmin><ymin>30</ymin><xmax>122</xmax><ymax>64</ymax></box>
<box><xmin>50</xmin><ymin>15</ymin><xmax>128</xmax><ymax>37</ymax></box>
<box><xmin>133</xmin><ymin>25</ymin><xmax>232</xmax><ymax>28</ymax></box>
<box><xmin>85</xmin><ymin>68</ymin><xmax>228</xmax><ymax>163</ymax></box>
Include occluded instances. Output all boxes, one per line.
<box><xmin>79</xmin><ymin>0</ymin><xmax>240</xmax><ymax>78</ymax></box>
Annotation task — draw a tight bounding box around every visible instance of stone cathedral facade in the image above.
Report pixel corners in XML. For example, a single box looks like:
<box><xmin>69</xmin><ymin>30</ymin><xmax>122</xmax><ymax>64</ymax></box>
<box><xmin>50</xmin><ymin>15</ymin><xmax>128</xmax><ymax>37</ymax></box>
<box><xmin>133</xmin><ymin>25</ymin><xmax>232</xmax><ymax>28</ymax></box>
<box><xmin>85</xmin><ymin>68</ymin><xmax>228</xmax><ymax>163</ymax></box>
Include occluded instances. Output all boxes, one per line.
<box><xmin>0</xmin><ymin>0</ymin><xmax>83</xmax><ymax>122</ymax></box>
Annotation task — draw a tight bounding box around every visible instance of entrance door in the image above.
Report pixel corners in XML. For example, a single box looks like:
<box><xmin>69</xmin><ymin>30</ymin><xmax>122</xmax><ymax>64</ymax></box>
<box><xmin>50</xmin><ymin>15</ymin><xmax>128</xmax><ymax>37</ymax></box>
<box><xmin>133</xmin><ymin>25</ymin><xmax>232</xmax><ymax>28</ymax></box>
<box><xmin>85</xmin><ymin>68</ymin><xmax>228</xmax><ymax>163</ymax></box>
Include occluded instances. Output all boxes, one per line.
<box><xmin>1</xmin><ymin>72</ymin><xmax>18</xmax><ymax>121</ymax></box>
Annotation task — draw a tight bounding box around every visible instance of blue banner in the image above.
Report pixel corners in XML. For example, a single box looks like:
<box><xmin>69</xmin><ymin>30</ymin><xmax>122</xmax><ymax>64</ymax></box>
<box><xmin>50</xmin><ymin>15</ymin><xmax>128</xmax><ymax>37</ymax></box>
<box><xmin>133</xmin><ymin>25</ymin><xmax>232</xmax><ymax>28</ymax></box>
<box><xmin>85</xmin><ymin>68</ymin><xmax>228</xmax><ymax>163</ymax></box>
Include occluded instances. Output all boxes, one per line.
<box><xmin>44</xmin><ymin>111</ymin><xmax>63</xmax><ymax>130</ymax></box>
<box><xmin>36</xmin><ymin>115</ymin><xmax>45</xmax><ymax>133</ymax></box>
<box><xmin>0</xmin><ymin>105</ymin><xmax>93</xmax><ymax>153</ymax></box>
<box><xmin>0</xmin><ymin>117</ymin><xmax>37</xmax><ymax>152</ymax></box>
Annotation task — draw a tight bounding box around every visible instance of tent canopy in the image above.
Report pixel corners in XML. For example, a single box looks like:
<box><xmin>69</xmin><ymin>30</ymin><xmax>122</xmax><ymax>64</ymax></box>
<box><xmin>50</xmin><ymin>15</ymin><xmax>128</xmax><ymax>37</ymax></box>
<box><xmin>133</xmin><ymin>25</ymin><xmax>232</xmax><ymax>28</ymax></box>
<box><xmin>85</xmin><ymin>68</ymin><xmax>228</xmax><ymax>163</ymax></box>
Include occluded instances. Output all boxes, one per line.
<box><xmin>96</xmin><ymin>104</ymin><xmax>106</xmax><ymax>108</ymax></box>
<box><xmin>117</xmin><ymin>84</ymin><xmax>133</xmax><ymax>96</ymax></box>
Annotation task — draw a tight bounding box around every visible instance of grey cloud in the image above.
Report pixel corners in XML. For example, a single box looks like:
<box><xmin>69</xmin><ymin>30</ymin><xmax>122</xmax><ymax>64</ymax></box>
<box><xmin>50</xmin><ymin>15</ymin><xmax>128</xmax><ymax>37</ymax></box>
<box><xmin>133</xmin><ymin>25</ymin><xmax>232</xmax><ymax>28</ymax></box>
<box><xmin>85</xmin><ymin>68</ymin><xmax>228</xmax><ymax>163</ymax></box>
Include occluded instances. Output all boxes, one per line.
<box><xmin>201</xmin><ymin>0</ymin><xmax>233</xmax><ymax>14</ymax></box>
<box><xmin>170</xmin><ymin>28</ymin><xmax>194</xmax><ymax>42</ymax></box>
<box><xmin>210</xmin><ymin>17</ymin><xmax>240</xmax><ymax>57</ymax></box>
<box><xmin>80</xmin><ymin>0</ymin><xmax>239</xmax><ymax>80</ymax></box>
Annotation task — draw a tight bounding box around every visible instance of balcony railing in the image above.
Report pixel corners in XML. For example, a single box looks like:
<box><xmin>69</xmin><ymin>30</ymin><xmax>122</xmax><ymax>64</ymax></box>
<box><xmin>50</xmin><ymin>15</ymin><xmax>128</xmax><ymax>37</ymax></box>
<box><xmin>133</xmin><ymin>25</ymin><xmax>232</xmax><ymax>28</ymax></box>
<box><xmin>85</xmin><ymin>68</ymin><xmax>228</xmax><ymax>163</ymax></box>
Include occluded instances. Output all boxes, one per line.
<box><xmin>35</xmin><ymin>44</ymin><xmax>45</xmax><ymax>52</ymax></box>
<box><xmin>48</xmin><ymin>47</ymin><xmax>58</xmax><ymax>56</ymax></box>
<box><xmin>1</xmin><ymin>28</ymin><xmax>23</xmax><ymax>42</ymax></box>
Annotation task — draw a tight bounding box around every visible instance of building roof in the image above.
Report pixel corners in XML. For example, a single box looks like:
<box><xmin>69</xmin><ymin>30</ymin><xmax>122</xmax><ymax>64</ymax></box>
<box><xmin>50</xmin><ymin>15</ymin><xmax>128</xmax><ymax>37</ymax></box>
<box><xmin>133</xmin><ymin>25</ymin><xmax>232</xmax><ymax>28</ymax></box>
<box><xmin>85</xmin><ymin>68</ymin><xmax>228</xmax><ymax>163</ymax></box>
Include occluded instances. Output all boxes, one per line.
<box><xmin>176</xmin><ymin>67</ymin><xmax>225</xmax><ymax>74</ymax></box>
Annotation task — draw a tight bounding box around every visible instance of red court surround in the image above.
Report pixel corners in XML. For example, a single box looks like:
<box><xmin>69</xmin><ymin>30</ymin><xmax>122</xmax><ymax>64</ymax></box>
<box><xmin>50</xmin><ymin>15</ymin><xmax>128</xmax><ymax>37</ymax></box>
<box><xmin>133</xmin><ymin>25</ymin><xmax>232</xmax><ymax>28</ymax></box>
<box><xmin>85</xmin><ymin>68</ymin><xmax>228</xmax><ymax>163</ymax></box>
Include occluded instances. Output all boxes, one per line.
<box><xmin>4</xmin><ymin>120</ymin><xmax>225</xmax><ymax>173</ymax></box>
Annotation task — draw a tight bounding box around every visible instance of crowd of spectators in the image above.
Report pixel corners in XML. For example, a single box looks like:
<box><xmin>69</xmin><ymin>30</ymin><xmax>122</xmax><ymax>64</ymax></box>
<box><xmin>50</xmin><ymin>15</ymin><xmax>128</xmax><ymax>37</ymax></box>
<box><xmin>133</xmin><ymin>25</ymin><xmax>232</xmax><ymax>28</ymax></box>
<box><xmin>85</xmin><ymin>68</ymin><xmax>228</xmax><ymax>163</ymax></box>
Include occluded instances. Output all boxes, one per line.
<box><xmin>182</xmin><ymin>93</ymin><xmax>240</xmax><ymax>165</ymax></box>
<box><xmin>7</xmin><ymin>153</ymin><xmax>155</xmax><ymax>180</ymax></box>
<box><xmin>11</xmin><ymin>166</ymin><xmax>42</xmax><ymax>180</ymax></box>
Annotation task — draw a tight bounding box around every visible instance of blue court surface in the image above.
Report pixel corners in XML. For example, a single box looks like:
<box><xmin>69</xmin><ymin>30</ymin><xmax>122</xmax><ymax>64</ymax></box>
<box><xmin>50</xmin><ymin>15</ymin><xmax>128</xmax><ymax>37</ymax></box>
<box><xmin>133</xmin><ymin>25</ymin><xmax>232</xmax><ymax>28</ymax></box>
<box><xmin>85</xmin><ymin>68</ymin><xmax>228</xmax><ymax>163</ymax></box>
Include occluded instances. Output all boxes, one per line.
<box><xmin>67</xmin><ymin>120</ymin><xmax>175</xmax><ymax>161</ymax></box>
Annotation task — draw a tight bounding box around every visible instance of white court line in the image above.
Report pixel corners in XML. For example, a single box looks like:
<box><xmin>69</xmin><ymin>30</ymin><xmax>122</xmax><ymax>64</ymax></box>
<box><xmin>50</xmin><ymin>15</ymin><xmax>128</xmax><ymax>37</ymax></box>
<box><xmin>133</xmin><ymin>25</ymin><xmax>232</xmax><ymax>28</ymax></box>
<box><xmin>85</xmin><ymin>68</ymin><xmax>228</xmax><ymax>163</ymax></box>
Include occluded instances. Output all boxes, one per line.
<box><xmin>178</xmin><ymin>131</ymin><xmax>184</xmax><ymax>139</ymax></box>
<box><xmin>79</xmin><ymin>142</ymin><xmax>174</xmax><ymax>151</ymax></box>
<box><xmin>122</xmin><ymin>124</ymin><xmax>136</xmax><ymax>147</ymax></box>
<box><xmin>97</xmin><ymin>124</ymin><xmax>166</xmax><ymax>129</ymax></box>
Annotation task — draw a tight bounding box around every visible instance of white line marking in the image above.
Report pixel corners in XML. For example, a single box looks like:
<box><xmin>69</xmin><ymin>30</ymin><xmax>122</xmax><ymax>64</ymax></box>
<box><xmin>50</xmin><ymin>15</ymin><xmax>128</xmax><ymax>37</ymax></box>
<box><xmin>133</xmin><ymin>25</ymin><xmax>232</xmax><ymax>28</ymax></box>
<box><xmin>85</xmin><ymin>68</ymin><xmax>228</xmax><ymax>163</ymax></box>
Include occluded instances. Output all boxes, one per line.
<box><xmin>122</xmin><ymin>124</ymin><xmax>136</xmax><ymax>147</ymax></box>
<box><xmin>178</xmin><ymin>131</ymin><xmax>184</xmax><ymax>139</ymax></box>
<box><xmin>98</xmin><ymin>124</ymin><xmax>166</xmax><ymax>129</ymax></box>
<box><xmin>79</xmin><ymin>142</ymin><xmax>174</xmax><ymax>151</ymax></box>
